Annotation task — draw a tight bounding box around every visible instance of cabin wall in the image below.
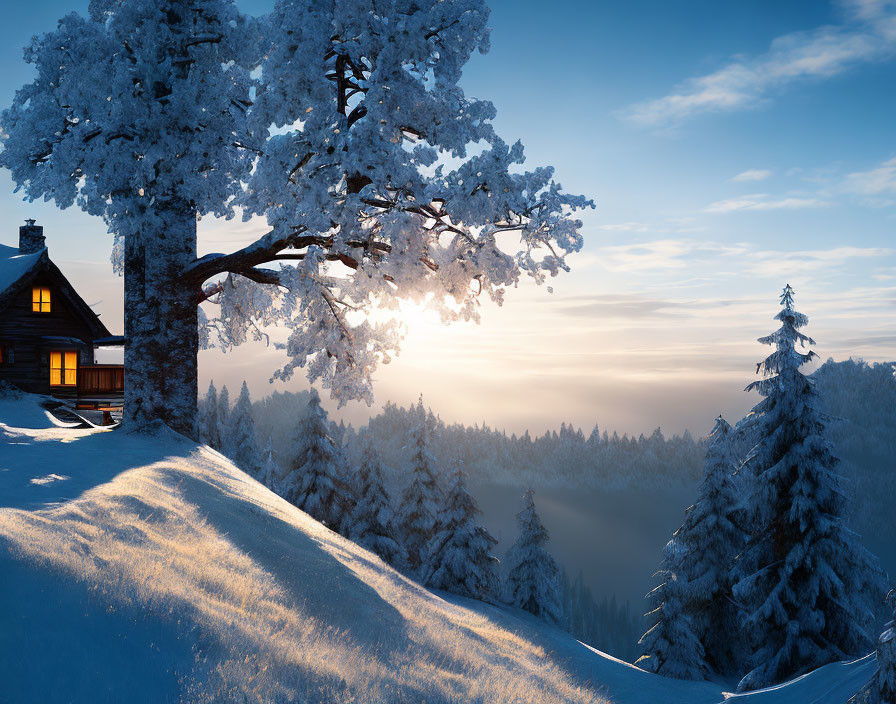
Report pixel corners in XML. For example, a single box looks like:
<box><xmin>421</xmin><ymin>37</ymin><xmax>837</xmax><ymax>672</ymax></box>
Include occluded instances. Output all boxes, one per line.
<box><xmin>0</xmin><ymin>272</ymin><xmax>98</xmax><ymax>395</ymax></box>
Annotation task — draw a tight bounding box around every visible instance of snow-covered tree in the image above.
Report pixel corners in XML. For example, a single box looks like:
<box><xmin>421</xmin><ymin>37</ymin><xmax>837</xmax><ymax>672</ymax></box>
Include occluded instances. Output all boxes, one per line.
<box><xmin>199</xmin><ymin>380</ymin><xmax>221</xmax><ymax>450</ymax></box>
<box><xmin>280</xmin><ymin>390</ymin><xmax>353</xmax><ymax>533</ymax></box>
<box><xmin>397</xmin><ymin>398</ymin><xmax>443</xmax><ymax>572</ymax></box>
<box><xmin>851</xmin><ymin>590</ymin><xmax>896</xmax><ymax>704</ymax></box>
<box><xmin>871</xmin><ymin>591</ymin><xmax>896</xmax><ymax>704</ymax></box>
<box><xmin>733</xmin><ymin>284</ymin><xmax>886</xmax><ymax>691</ymax></box>
<box><xmin>258</xmin><ymin>436</ymin><xmax>280</xmax><ymax>492</ymax></box>
<box><xmin>423</xmin><ymin>463</ymin><xmax>498</xmax><ymax>600</ymax></box>
<box><xmin>1</xmin><ymin>0</ymin><xmax>591</xmax><ymax>436</ymax></box>
<box><xmin>350</xmin><ymin>436</ymin><xmax>404</xmax><ymax>566</ymax></box>
<box><xmin>504</xmin><ymin>489</ymin><xmax>563</xmax><ymax>625</ymax></box>
<box><xmin>636</xmin><ymin>538</ymin><xmax>707</xmax><ymax>680</ymax></box>
<box><xmin>664</xmin><ymin>416</ymin><xmax>745</xmax><ymax>676</ymax></box>
<box><xmin>222</xmin><ymin>381</ymin><xmax>262</xmax><ymax>475</ymax></box>
<box><xmin>217</xmin><ymin>385</ymin><xmax>231</xmax><ymax>448</ymax></box>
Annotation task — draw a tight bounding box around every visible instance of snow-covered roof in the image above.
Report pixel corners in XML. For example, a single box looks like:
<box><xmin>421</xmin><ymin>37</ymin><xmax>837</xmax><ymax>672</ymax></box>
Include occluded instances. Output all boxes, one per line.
<box><xmin>0</xmin><ymin>243</ymin><xmax>45</xmax><ymax>298</ymax></box>
<box><xmin>0</xmin><ymin>240</ymin><xmax>112</xmax><ymax>339</ymax></box>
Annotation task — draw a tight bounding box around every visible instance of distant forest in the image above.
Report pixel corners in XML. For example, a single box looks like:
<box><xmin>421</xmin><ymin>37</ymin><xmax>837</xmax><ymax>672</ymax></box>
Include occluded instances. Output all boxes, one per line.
<box><xmin>240</xmin><ymin>357</ymin><xmax>896</xmax><ymax>661</ymax></box>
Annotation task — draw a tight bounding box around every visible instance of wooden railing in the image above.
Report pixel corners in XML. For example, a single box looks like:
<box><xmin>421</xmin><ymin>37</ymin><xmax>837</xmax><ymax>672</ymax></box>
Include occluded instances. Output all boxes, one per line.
<box><xmin>77</xmin><ymin>364</ymin><xmax>124</xmax><ymax>396</ymax></box>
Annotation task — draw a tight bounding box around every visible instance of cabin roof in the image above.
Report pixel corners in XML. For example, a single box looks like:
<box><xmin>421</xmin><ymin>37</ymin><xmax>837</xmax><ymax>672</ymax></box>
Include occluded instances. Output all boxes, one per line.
<box><xmin>0</xmin><ymin>243</ymin><xmax>44</xmax><ymax>297</ymax></box>
<box><xmin>0</xmin><ymin>242</ymin><xmax>113</xmax><ymax>340</ymax></box>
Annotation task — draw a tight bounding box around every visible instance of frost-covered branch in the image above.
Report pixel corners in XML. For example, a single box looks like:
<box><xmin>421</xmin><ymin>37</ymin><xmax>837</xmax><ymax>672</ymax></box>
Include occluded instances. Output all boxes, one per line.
<box><xmin>1</xmin><ymin>0</ymin><xmax>593</xmax><ymax>409</ymax></box>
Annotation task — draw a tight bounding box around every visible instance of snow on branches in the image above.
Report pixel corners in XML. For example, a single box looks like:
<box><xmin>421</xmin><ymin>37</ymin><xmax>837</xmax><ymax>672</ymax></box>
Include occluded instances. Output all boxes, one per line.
<box><xmin>503</xmin><ymin>489</ymin><xmax>563</xmax><ymax>625</ymax></box>
<box><xmin>733</xmin><ymin>285</ymin><xmax>886</xmax><ymax>692</ymax></box>
<box><xmin>1</xmin><ymin>0</ymin><xmax>593</xmax><ymax>416</ymax></box>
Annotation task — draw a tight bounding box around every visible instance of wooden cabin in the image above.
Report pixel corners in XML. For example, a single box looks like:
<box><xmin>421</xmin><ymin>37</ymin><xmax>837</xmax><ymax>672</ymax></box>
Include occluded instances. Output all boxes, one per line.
<box><xmin>0</xmin><ymin>221</ymin><xmax>124</xmax><ymax>414</ymax></box>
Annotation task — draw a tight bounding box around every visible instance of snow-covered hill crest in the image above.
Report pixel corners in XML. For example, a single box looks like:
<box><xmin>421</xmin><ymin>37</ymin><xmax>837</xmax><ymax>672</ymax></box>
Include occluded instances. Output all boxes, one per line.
<box><xmin>0</xmin><ymin>393</ymin><xmax>878</xmax><ymax>703</ymax></box>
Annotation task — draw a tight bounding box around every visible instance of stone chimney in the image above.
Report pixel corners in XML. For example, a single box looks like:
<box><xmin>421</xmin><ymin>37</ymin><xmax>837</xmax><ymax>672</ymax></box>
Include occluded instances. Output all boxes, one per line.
<box><xmin>19</xmin><ymin>219</ymin><xmax>45</xmax><ymax>254</ymax></box>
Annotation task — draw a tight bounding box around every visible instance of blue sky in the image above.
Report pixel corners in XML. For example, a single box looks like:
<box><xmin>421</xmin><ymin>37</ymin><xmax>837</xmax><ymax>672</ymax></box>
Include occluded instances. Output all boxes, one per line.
<box><xmin>1</xmin><ymin>0</ymin><xmax>895</xmax><ymax>435</ymax></box>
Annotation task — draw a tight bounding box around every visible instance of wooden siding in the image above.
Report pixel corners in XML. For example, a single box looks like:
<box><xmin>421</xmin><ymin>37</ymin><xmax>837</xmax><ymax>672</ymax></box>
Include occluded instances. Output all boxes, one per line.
<box><xmin>0</xmin><ymin>272</ymin><xmax>98</xmax><ymax>395</ymax></box>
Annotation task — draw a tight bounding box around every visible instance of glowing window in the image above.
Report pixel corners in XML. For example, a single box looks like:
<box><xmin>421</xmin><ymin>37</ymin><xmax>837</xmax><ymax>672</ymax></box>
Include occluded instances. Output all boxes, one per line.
<box><xmin>50</xmin><ymin>351</ymin><xmax>77</xmax><ymax>387</ymax></box>
<box><xmin>32</xmin><ymin>287</ymin><xmax>51</xmax><ymax>313</ymax></box>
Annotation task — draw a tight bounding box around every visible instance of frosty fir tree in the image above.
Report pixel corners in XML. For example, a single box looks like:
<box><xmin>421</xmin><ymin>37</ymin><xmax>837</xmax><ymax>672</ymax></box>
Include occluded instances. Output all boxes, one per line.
<box><xmin>733</xmin><ymin>285</ymin><xmax>886</xmax><ymax>691</ymax></box>
<box><xmin>397</xmin><ymin>399</ymin><xmax>443</xmax><ymax>573</ymax></box>
<box><xmin>503</xmin><ymin>489</ymin><xmax>563</xmax><ymax>625</ymax></box>
<box><xmin>280</xmin><ymin>391</ymin><xmax>354</xmax><ymax>534</ymax></box>
<box><xmin>199</xmin><ymin>381</ymin><xmax>221</xmax><ymax>451</ymax></box>
<box><xmin>639</xmin><ymin>416</ymin><xmax>745</xmax><ymax>679</ymax></box>
<box><xmin>850</xmin><ymin>590</ymin><xmax>896</xmax><ymax>704</ymax></box>
<box><xmin>350</xmin><ymin>437</ymin><xmax>405</xmax><ymax>567</ymax></box>
<box><xmin>258</xmin><ymin>437</ymin><xmax>280</xmax><ymax>493</ymax></box>
<box><xmin>423</xmin><ymin>463</ymin><xmax>498</xmax><ymax>601</ymax></box>
<box><xmin>871</xmin><ymin>591</ymin><xmax>896</xmax><ymax>704</ymax></box>
<box><xmin>0</xmin><ymin>0</ymin><xmax>591</xmax><ymax>436</ymax></box>
<box><xmin>217</xmin><ymin>385</ymin><xmax>231</xmax><ymax>447</ymax></box>
<box><xmin>636</xmin><ymin>539</ymin><xmax>707</xmax><ymax>680</ymax></box>
<box><xmin>223</xmin><ymin>382</ymin><xmax>262</xmax><ymax>475</ymax></box>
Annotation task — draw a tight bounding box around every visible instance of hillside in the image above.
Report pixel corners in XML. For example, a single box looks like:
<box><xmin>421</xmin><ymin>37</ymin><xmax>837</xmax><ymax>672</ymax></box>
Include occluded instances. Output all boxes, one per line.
<box><xmin>0</xmin><ymin>390</ymin><xmax>878</xmax><ymax>703</ymax></box>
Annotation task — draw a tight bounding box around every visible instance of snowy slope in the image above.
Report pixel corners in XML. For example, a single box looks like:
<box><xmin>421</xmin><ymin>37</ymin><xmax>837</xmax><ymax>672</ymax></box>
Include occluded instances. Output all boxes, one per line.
<box><xmin>0</xmin><ymin>392</ymin><xmax>877</xmax><ymax>703</ymax></box>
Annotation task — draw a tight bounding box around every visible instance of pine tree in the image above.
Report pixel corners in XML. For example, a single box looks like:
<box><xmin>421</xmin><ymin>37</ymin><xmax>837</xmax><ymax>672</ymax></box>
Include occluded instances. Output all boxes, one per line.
<box><xmin>871</xmin><ymin>591</ymin><xmax>896</xmax><ymax>704</ymax></box>
<box><xmin>281</xmin><ymin>390</ymin><xmax>354</xmax><ymax>534</ymax></box>
<box><xmin>672</xmin><ymin>416</ymin><xmax>746</xmax><ymax>676</ymax></box>
<box><xmin>223</xmin><ymin>381</ymin><xmax>262</xmax><ymax>475</ymax></box>
<box><xmin>423</xmin><ymin>464</ymin><xmax>498</xmax><ymax>600</ymax></box>
<box><xmin>733</xmin><ymin>284</ymin><xmax>886</xmax><ymax>691</ymax></box>
<box><xmin>350</xmin><ymin>437</ymin><xmax>405</xmax><ymax>566</ymax></box>
<box><xmin>636</xmin><ymin>538</ymin><xmax>707</xmax><ymax>680</ymax></box>
<box><xmin>199</xmin><ymin>380</ymin><xmax>221</xmax><ymax>450</ymax></box>
<box><xmin>217</xmin><ymin>385</ymin><xmax>230</xmax><ymax>450</ymax></box>
<box><xmin>258</xmin><ymin>436</ymin><xmax>280</xmax><ymax>492</ymax></box>
<box><xmin>851</xmin><ymin>591</ymin><xmax>896</xmax><ymax>704</ymax></box>
<box><xmin>397</xmin><ymin>397</ymin><xmax>443</xmax><ymax>573</ymax></box>
<box><xmin>504</xmin><ymin>489</ymin><xmax>563</xmax><ymax>625</ymax></box>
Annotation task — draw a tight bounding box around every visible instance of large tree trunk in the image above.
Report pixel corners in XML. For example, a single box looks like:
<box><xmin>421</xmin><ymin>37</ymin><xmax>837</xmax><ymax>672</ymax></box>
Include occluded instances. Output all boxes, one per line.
<box><xmin>122</xmin><ymin>203</ymin><xmax>199</xmax><ymax>437</ymax></box>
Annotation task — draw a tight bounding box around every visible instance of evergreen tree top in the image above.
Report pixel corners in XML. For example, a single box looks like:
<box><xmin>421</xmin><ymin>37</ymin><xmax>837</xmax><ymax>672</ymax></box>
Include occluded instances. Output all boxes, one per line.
<box><xmin>747</xmin><ymin>285</ymin><xmax>818</xmax><ymax>394</ymax></box>
<box><xmin>709</xmin><ymin>415</ymin><xmax>730</xmax><ymax>438</ymax></box>
<box><xmin>515</xmin><ymin>489</ymin><xmax>549</xmax><ymax>547</ymax></box>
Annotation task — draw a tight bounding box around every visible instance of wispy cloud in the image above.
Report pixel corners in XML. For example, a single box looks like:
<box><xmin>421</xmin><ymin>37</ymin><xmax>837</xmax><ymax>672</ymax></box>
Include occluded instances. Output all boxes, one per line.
<box><xmin>623</xmin><ymin>0</ymin><xmax>896</xmax><ymax>126</ymax></box>
<box><xmin>595</xmin><ymin>238</ymin><xmax>892</xmax><ymax>278</ymax></box>
<box><xmin>732</xmin><ymin>169</ymin><xmax>773</xmax><ymax>182</ymax></box>
<box><xmin>704</xmin><ymin>194</ymin><xmax>828</xmax><ymax>213</ymax></box>
<box><xmin>596</xmin><ymin>221</ymin><xmax>650</xmax><ymax>232</ymax></box>
<box><xmin>597</xmin><ymin>239</ymin><xmax>747</xmax><ymax>272</ymax></box>
<box><xmin>744</xmin><ymin>245</ymin><xmax>894</xmax><ymax>277</ymax></box>
<box><xmin>843</xmin><ymin>156</ymin><xmax>896</xmax><ymax>195</ymax></box>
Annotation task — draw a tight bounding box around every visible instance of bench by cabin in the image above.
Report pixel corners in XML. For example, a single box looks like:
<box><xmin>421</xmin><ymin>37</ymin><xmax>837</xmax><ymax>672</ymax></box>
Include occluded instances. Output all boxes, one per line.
<box><xmin>0</xmin><ymin>221</ymin><xmax>124</xmax><ymax>418</ymax></box>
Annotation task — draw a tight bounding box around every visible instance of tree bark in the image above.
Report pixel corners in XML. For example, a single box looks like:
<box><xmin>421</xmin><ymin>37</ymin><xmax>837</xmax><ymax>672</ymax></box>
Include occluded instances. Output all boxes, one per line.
<box><xmin>123</xmin><ymin>203</ymin><xmax>199</xmax><ymax>438</ymax></box>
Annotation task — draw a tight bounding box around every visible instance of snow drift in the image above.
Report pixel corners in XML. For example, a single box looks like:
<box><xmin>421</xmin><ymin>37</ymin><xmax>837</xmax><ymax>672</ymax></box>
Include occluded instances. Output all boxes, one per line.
<box><xmin>0</xmin><ymin>392</ymin><xmax>877</xmax><ymax>703</ymax></box>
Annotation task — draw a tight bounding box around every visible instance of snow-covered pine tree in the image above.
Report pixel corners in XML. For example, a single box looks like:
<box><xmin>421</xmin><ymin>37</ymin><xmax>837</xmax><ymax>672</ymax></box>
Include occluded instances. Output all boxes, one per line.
<box><xmin>423</xmin><ymin>463</ymin><xmax>498</xmax><ymax>601</ymax></box>
<box><xmin>350</xmin><ymin>436</ymin><xmax>404</xmax><ymax>566</ymax></box>
<box><xmin>222</xmin><ymin>381</ymin><xmax>262</xmax><ymax>475</ymax></box>
<box><xmin>669</xmin><ymin>416</ymin><xmax>745</xmax><ymax>676</ymax></box>
<box><xmin>258</xmin><ymin>436</ymin><xmax>280</xmax><ymax>492</ymax></box>
<box><xmin>636</xmin><ymin>538</ymin><xmax>707</xmax><ymax>680</ymax></box>
<box><xmin>397</xmin><ymin>398</ymin><xmax>443</xmax><ymax>573</ymax></box>
<box><xmin>199</xmin><ymin>380</ymin><xmax>221</xmax><ymax>450</ymax></box>
<box><xmin>872</xmin><ymin>591</ymin><xmax>896</xmax><ymax>704</ymax></box>
<box><xmin>850</xmin><ymin>590</ymin><xmax>896</xmax><ymax>704</ymax></box>
<box><xmin>217</xmin><ymin>385</ymin><xmax>230</xmax><ymax>450</ymax></box>
<box><xmin>280</xmin><ymin>390</ymin><xmax>354</xmax><ymax>534</ymax></box>
<box><xmin>733</xmin><ymin>284</ymin><xmax>886</xmax><ymax>691</ymax></box>
<box><xmin>1</xmin><ymin>0</ymin><xmax>590</xmax><ymax>436</ymax></box>
<box><xmin>503</xmin><ymin>489</ymin><xmax>563</xmax><ymax>625</ymax></box>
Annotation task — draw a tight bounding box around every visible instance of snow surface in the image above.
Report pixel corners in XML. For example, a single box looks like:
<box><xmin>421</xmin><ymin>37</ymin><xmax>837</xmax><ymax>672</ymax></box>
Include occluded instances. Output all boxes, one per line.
<box><xmin>0</xmin><ymin>243</ymin><xmax>43</xmax><ymax>298</ymax></box>
<box><xmin>0</xmin><ymin>393</ymin><xmax>877</xmax><ymax>703</ymax></box>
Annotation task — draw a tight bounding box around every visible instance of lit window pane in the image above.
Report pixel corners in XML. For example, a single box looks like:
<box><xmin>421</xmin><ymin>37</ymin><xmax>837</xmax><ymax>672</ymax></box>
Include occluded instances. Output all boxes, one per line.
<box><xmin>50</xmin><ymin>370</ymin><xmax>61</xmax><ymax>385</ymax></box>
<box><xmin>32</xmin><ymin>287</ymin><xmax>51</xmax><ymax>312</ymax></box>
